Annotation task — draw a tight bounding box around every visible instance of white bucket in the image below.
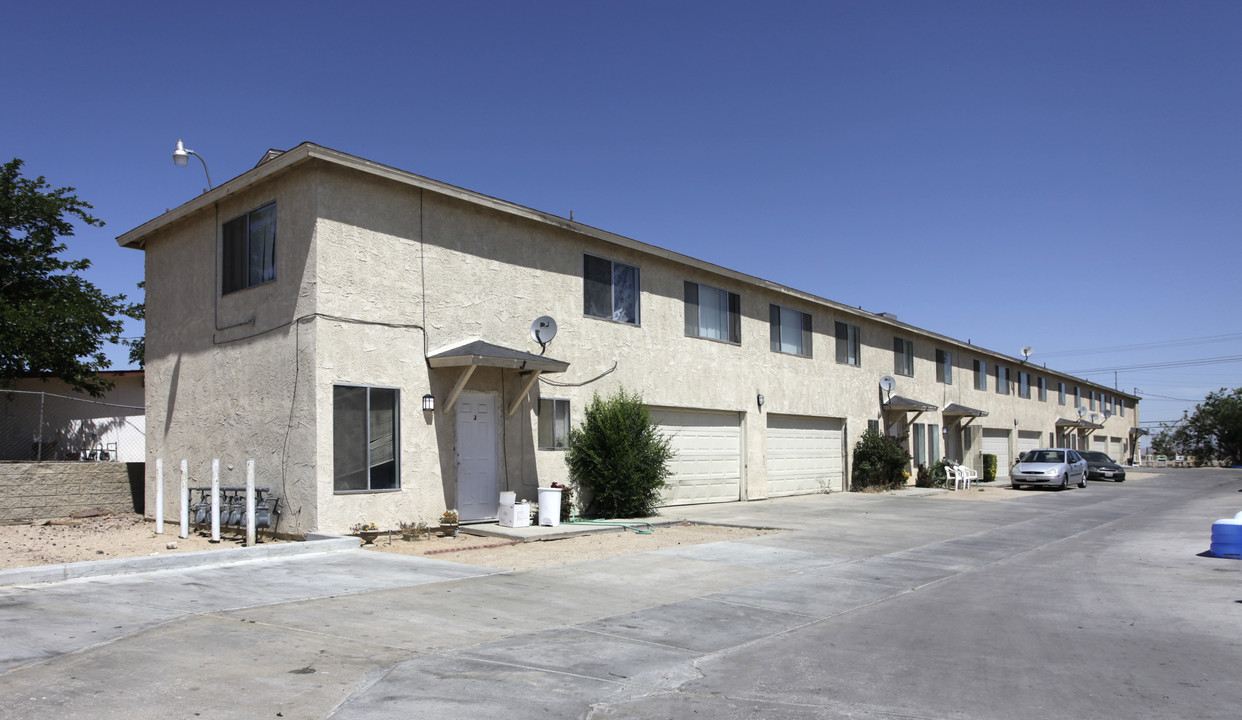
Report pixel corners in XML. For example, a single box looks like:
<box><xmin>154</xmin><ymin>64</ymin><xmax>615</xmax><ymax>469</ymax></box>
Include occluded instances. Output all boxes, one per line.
<box><xmin>499</xmin><ymin>491</ymin><xmax>516</xmax><ymax>507</ymax></box>
<box><xmin>538</xmin><ymin>487</ymin><xmax>563</xmax><ymax>527</ymax></box>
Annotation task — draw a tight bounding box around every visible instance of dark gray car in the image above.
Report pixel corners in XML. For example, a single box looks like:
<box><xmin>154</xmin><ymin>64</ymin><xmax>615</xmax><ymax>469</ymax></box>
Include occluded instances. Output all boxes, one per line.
<box><xmin>1080</xmin><ymin>450</ymin><xmax>1126</xmax><ymax>482</ymax></box>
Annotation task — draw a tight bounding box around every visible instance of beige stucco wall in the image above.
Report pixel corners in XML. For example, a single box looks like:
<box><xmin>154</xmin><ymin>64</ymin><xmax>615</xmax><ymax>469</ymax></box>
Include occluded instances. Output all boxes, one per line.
<box><xmin>132</xmin><ymin>150</ymin><xmax>1143</xmax><ymax>534</ymax></box>
<box><xmin>141</xmin><ymin>167</ymin><xmax>320</xmax><ymax>534</ymax></box>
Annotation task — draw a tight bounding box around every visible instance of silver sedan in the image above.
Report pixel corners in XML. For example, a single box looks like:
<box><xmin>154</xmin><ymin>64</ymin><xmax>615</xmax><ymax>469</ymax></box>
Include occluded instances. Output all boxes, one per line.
<box><xmin>1011</xmin><ymin>448</ymin><xmax>1088</xmax><ymax>490</ymax></box>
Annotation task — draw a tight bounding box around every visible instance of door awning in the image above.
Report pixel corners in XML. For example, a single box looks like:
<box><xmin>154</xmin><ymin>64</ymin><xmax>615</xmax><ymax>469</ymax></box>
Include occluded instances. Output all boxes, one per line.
<box><xmin>427</xmin><ymin>340</ymin><xmax>569</xmax><ymax>373</ymax></box>
<box><xmin>1056</xmin><ymin>418</ymin><xmax>1103</xmax><ymax>430</ymax></box>
<box><xmin>942</xmin><ymin>403</ymin><xmax>989</xmax><ymax>418</ymax></box>
<box><xmin>428</xmin><ymin>340</ymin><xmax>569</xmax><ymax>416</ymax></box>
<box><xmin>884</xmin><ymin>395</ymin><xmax>939</xmax><ymax>412</ymax></box>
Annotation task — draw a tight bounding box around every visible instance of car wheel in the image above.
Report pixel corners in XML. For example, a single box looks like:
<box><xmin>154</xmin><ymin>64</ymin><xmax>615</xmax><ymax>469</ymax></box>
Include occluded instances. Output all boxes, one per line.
<box><xmin>1078</xmin><ymin>476</ymin><xmax>1087</xmax><ymax>488</ymax></box>
<box><xmin>1011</xmin><ymin>483</ymin><xmax>1020</xmax><ymax>490</ymax></box>
<box><xmin>1060</xmin><ymin>475</ymin><xmax>1069</xmax><ymax>490</ymax></box>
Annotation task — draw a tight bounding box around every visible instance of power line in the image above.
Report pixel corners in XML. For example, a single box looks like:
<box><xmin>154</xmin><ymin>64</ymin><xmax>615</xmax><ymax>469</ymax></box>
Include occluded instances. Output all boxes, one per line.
<box><xmin>1064</xmin><ymin>354</ymin><xmax>1242</xmax><ymax>374</ymax></box>
<box><xmin>1039</xmin><ymin>332</ymin><xmax>1242</xmax><ymax>359</ymax></box>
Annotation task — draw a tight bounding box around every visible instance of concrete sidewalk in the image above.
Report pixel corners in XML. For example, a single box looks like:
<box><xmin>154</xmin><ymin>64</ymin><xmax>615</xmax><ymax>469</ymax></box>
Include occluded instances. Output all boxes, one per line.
<box><xmin>2</xmin><ymin>469</ymin><xmax>1232</xmax><ymax>720</ymax></box>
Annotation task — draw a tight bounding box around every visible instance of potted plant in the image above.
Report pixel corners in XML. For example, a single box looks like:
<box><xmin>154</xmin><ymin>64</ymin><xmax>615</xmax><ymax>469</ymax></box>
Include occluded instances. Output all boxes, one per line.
<box><xmin>439</xmin><ymin>509</ymin><xmax>459</xmax><ymax>537</ymax></box>
<box><xmin>399</xmin><ymin>520</ymin><xmax>429</xmax><ymax>541</ymax></box>
<box><xmin>352</xmin><ymin>521</ymin><xmax>380</xmax><ymax>546</ymax></box>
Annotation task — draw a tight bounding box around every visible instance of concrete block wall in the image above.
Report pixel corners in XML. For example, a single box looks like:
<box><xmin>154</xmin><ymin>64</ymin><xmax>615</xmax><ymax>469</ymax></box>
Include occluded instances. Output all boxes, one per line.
<box><xmin>0</xmin><ymin>462</ymin><xmax>144</xmax><ymax>523</ymax></box>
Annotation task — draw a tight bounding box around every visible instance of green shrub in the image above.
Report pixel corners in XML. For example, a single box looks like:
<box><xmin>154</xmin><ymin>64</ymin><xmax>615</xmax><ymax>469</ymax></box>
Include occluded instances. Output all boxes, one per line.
<box><xmin>564</xmin><ymin>388</ymin><xmax>674</xmax><ymax>518</ymax></box>
<box><xmin>851</xmin><ymin>427</ymin><xmax>910</xmax><ymax>490</ymax></box>
<box><xmin>915</xmin><ymin>463</ymin><xmax>934</xmax><ymax>488</ymax></box>
<box><xmin>983</xmin><ymin>454</ymin><xmax>997</xmax><ymax>482</ymax></box>
<box><xmin>931</xmin><ymin>458</ymin><xmax>953</xmax><ymax>487</ymax></box>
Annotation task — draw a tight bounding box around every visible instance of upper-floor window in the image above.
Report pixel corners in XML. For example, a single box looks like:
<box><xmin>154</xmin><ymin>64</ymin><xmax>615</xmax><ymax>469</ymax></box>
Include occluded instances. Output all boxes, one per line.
<box><xmin>1018</xmin><ymin>371</ymin><xmax>1031</xmax><ymax>398</ymax></box>
<box><xmin>222</xmin><ymin>202</ymin><xmax>277</xmax><ymax>295</ymax></box>
<box><xmin>893</xmin><ymin>337</ymin><xmax>913</xmax><ymax>377</ymax></box>
<box><xmin>936</xmin><ymin>349</ymin><xmax>953</xmax><ymax>384</ymax></box>
<box><xmin>996</xmin><ymin>365</ymin><xmax>1010</xmax><ymax>394</ymax></box>
<box><xmin>1119</xmin><ymin>398</ymin><xmax>1126</xmax><ymax>417</ymax></box>
<box><xmin>835</xmin><ymin>321</ymin><xmax>860</xmax><ymax>366</ymax></box>
<box><xmin>1058</xmin><ymin>382</ymin><xmax>1066</xmax><ymax>405</ymax></box>
<box><xmin>1038</xmin><ymin>377</ymin><xmax>1047</xmax><ymax>402</ymax></box>
<box><xmin>974</xmin><ymin>359</ymin><xmax>987</xmax><ymax>391</ymax></box>
<box><xmin>684</xmin><ymin>281</ymin><xmax>740</xmax><ymax>344</ymax></box>
<box><xmin>538</xmin><ymin>398</ymin><xmax>571</xmax><ymax>450</ymax></box>
<box><xmin>769</xmin><ymin>305</ymin><xmax>812</xmax><ymax>357</ymax></box>
<box><xmin>584</xmin><ymin>254</ymin><xmax>639</xmax><ymax>324</ymax></box>
<box><xmin>1074</xmin><ymin>386</ymin><xmax>1082</xmax><ymax>409</ymax></box>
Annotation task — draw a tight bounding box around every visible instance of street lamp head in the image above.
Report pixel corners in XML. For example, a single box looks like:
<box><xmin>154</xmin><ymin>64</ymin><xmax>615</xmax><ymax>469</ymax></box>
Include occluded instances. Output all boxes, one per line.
<box><xmin>172</xmin><ymin>139</ymin><xmax>212</xmax><ymax>190</ymax></box>
<box><xmin>173</xmin><ymin>139</ymin><xmax>190</xmax><ymax>167</ymax></box>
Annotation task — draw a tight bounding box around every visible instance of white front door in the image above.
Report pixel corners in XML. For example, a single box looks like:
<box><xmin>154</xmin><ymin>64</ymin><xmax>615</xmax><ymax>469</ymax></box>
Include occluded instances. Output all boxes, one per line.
<box><xmin>456</xmin><ymin>392</ymin><xmax>499</xmax><ymax>521</ymax></box>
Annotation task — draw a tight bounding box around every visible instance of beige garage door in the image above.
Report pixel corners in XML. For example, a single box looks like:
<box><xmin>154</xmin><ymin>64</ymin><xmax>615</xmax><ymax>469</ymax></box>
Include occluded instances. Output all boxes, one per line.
<box><xmin>1110</xmin><ymin>436</ymin><xmax>1124</xmax><ymax>460</ymax></box>
<box><xmin>651</xmin><ymin>408</ymin><xmax>742</xmax><ymax>506</ymax></box>
<box><xmin>982</xmin><ymin>429</ymin><xmax>1011</xmax><ymax>479</ymax></box>
<box><xmin>765</xmin><ymin>415</ymin><xmax>844</xmax><ymax>495</ymax></box>
<box><xmin>1016</xmin><ymin>431</ymin><xmax>1042</xmax><ymax>461</ymax></box>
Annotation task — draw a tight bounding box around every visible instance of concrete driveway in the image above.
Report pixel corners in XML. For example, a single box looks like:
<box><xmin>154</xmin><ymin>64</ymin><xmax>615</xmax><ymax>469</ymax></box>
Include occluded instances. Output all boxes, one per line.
<box><xmin>1</xmin><ymin>469</ymin><xmax>1239</xmax><ymax>719</ymax></box>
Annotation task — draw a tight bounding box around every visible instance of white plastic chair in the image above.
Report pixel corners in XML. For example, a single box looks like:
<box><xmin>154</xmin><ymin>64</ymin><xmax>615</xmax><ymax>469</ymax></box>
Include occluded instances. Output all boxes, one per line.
<box><xmin>945</xmin><ymin>465</ymin><xmax>961</xmax><ymax>491</ymax></box>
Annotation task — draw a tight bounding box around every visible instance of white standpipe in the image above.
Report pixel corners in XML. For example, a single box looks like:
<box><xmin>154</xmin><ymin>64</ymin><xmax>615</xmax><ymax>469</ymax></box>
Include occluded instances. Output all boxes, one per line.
<box><xmin>179</xmin><ymin>459</ymin><xmax>189</xmax><ymax>539</ymax></box>
<box><xmin>210</xmin><ymin>458</ymin><xmax>221</xmax><ymax>543</ymax></box>
<box><xmin>155</xmin><ymin>458</ymin><xmax>164</xmax><ymax>534</ymax></box>
<box><xmin>245</xmin><ymin>459</ymin><xmax>256</xmax><ymax>547</ymax></box>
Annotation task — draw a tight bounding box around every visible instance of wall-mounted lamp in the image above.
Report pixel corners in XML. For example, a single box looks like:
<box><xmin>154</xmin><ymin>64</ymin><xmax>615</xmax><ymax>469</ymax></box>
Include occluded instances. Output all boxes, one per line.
<box><xmin>1014</xmin><ymin>419</ymin><xmax>1019</xmax><ymax>426</ymax></box>
<box><xmin>422</xmin><ymin>394</ymin><xmax>435</xmax><ymax>412</ymax></box>
<box><xmin>173</xmin><ymin>139</ymin><xmax>213</xmax><ymax>190</ymax></box>
<box><xmin>757</xmin><ymin>394</ymin><xmax>765</xmax><ymax>408</ymax></box>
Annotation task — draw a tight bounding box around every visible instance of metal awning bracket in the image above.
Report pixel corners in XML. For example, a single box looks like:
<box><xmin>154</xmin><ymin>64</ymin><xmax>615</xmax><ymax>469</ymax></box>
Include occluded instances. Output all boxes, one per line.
<box><xmin>442</xmin><ymin>365</ymin><xmax>477</xmax><ymax>414</ymax></box>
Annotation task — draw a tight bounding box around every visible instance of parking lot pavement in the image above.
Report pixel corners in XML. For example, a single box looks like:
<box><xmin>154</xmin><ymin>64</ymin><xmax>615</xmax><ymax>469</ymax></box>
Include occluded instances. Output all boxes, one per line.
<box><xmin>1</xmin><ymin>469</ymin><xmax>1239</xmax><ymax>719</ymax></box>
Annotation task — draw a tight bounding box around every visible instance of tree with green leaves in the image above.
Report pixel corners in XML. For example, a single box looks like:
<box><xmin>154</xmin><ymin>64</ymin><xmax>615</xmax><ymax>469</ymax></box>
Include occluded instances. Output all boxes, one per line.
<box><xmin>1</xmin><ymin>159</ymin><xmax>138</xmax><ymax>396</ymax></box>
<box><xmin>1174</xmin><ymin>388</ymin><xmax>1242</xmax><ymax>466</ymax></box>
<box><xmin>564</xmin><ymin>387</ymin><xmax>675</xmax><ymax>518</ymax></box>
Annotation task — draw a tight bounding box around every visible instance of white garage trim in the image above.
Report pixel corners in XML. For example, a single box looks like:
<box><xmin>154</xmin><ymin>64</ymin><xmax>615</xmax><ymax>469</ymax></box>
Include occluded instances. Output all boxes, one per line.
<box><xmin>982</xmin><ymin>429</ymin><xmax>1011</xmax><ymax>479</ymax></box>
<box><xmin>651</xmin><ymin>408</ymin><xmax>743</xmax><ymax>506</ymax></box>
<box><xmin>765</xmin><ymin>414</ymin><xmax>844</xmax><ymax>496</ymax></box>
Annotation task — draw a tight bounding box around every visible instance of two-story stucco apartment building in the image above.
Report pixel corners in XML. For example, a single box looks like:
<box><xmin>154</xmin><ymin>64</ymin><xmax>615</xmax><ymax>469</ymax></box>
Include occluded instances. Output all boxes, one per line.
<box><xmin>117</xmin><ymin>143</ymin><xmax>1141</xmax><ymax>535</ymax></box>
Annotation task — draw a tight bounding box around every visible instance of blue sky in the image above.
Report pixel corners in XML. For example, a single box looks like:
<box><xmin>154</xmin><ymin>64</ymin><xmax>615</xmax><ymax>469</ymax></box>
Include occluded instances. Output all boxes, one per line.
<box><xmin>4</xmin><ymin>1</ymin><xmax>1240</xmax><ymax>439</ymax></box>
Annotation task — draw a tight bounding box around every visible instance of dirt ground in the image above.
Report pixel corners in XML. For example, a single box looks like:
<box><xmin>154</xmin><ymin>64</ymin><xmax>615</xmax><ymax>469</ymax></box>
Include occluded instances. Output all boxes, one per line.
<box><xmin>0</xmin><ymin>513</ymin><xmax>780</xmax><ymax>573</ymax></box>
<box><xmin>0</xmin><ymin>487</ymin><xmax>1027</xmax><ymax>573</ymax></box>
<box><xmin>0</xmin><ymin>513</ymin><xmax>290</xmax><ymax>570</ymax></box>
<box><xmin>363</xmin><ymin>522</ymin><xmax>784</xmax><ymax>572</ymax></box>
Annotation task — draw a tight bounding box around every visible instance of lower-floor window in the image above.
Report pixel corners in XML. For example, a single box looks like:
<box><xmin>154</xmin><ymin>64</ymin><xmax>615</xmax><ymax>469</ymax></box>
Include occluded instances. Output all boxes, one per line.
<box><xmin>539</xmin><ymin>398</ymin><xmax>571</xmax><ymax>449</ymax></box>
<box><xmin>334</xmin><ymin>384</ymin><xmax>399</xmax><ymax>492</ymax></box>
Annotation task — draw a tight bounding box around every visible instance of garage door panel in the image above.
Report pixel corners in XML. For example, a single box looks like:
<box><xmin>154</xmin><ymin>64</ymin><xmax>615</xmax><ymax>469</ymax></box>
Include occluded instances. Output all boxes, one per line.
<box><xmin>1016</xmin><ymin>431</ymin><xmax>1042</xmax><ymax>461</ymax></box>
<box><xmin>766</xmin><ymin>415</ymin><xmax>844</xmax><ymax>496</ymax></box>
<box><xmin>982</xmin><ymin>429</ymin><xmax>1011</xmax><ymax>479</ymax></box>
<box><xmin>652</xmin><ymin>409</ymin><xmax>741</xmax><ymax>506</ymax></box>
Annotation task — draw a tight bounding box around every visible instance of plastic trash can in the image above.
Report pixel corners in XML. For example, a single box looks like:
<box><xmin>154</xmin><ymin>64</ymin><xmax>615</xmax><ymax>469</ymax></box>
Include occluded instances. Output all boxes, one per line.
<box><xmin>538</xmin><ymin>486</ymin><xmax>562</xmax><ymax>527</ymax></box>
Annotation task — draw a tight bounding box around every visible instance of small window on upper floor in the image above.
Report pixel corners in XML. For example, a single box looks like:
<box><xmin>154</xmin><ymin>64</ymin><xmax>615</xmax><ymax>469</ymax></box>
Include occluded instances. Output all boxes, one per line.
<box><xmin>1038</xmin><ymin>377</ymin><xmax>1047</xmax><ymax>402</ymax></box>
<box><xmin>893</xmin><ymin>337</ymin><xmax>913</xmax><ymax>377</ymax></box>
<box><xmin>936</xmin><ymin>349</ymin><xmax>953</xmax><ymax>384</ymax></box>
<box><xmin>769</xmin><ymin>305</ymin><xmax>812</xmax><ymax>358</ymax></box>
<box><xmin>1018</xmin><ymin>371</ymin><xmax>1031</xmax><ymax>399</ymax></box>
<box><xmin>1119</xmin><ymin>398</ymin><xmax>1125</xmax><ymax>417</ymax></box>
<box><xmin>685</xmin><ymin>281</ymin><xmax>740</xmax><ymax>344</ymax></box>
<box><xmin>1058</xmin><ymin>382</ymin><xmax>1066</xmax><ymax>405</ymax></box>
<box><xmin>222</xmin><ymin>202</ymin><xmax>277</xmax><ymax>295</ymax></box>
<box><xmin>835</xmin><ymin>321</ymin><xmax>860</xmax><ymax>366</ymax></box>
<box><xmin>538</xmin><ymin>398</ymin><xmax>571</xmax><ymax>450</ymax></box>
<box><xmin>974</xmin><ymin>359</ymin><xmax>987</xmax><ymax>391</ymax></box>
<box><xmin>996</xmin><ymin>365</ymin><xmax>1010</xmax><ymax>394</ymax></box>
<box><xmin>584</xmin><ymin>254</ymin><xmax>640</xmax><ymax>324</ymax></box>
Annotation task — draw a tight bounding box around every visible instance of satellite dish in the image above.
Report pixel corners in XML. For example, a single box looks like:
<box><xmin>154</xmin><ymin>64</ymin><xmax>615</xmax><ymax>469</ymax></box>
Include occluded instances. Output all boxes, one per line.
<box><xmin>1104</xmin><ymin>409</ymin><xmax>1113</xmax><ymax>419</ymax></box>
<box><xmin>1021</xmin><ymin>346</ymin><xmax>1033</xmax><ymax>362</ymax></box>
<box><xmin>879</xmin><ymin>375</ymin><xmax>896</xmax><ymax>392</ymax></box>
<box><xmin>530</xmin><ymin>316</ymin><xmax>557</xmax><ymax>354</ymax></box>
<box><xmin>1077</xmin><ymin>406</ymin><xmax>1086</xmax><ymax>418</ymax></box>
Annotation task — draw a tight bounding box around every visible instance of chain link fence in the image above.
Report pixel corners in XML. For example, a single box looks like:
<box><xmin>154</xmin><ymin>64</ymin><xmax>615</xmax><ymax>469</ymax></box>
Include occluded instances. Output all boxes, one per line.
<box><xmin>1</xmin><ymin>390</ymin><xmax>145</xmax><ymax>462</ymax></box>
